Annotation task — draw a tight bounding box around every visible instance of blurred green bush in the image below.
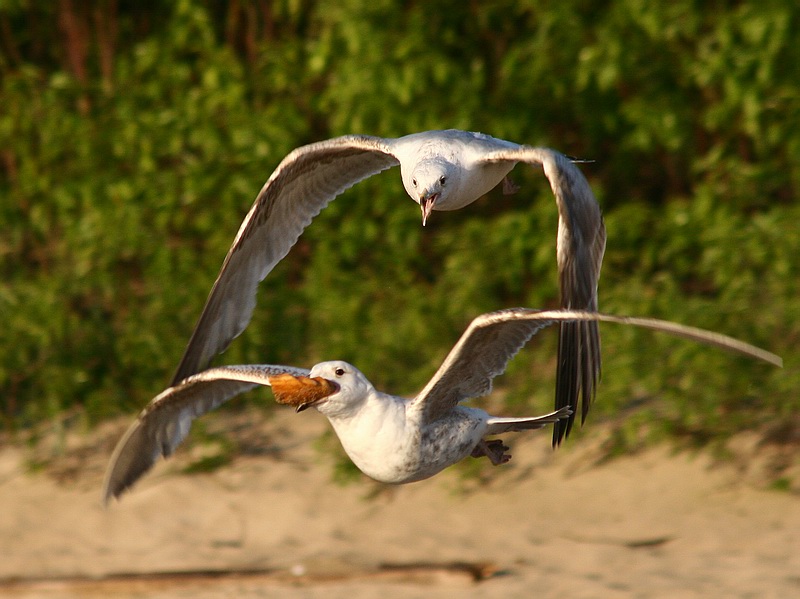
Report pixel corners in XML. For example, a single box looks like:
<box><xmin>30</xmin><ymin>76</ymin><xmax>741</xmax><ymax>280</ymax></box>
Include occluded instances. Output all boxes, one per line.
<box><xmin>1</xmin><ymin>1</ymin><xmax>796</xmax><ymax>445</ymax></box>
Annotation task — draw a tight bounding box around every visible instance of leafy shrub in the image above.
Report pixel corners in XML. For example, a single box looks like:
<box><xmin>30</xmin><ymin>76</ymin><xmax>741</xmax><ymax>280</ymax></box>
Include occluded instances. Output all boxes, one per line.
<box><xmin>1</xmin><ymin>1</ymin><xmax>796</xmax><ymax>445</ymax></box>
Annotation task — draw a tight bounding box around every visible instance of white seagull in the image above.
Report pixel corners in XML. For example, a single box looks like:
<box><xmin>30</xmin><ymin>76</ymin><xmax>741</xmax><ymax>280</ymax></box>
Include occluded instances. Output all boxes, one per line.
<box><xmin>104</xmin><ymin>309</ymin><xmax>781</xmax><ymax>503</ymax></box>
<box><xmin>170</xmin><ymin>130</ymin><xmax>606</xmax><ymax>445</ymax></box>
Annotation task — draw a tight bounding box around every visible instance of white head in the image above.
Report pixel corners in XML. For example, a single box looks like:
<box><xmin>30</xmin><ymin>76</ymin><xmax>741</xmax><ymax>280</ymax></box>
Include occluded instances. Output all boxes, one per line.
<box><xmin>401</xmin><ymin>158</ymin><xmax>452</xmax><ymax>225</ymax></box>
<box><xmin>304</xmin><ymin>360</ymin><xmax>374</xmax><ymax>419</ymax></box>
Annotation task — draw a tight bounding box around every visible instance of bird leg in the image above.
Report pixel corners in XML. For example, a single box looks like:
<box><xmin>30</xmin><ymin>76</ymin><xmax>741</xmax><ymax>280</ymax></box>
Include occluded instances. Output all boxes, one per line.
<box><xmin>502</xmin><ymin>176</ymin><xmax>520</xmax><ymax>195</ymax></box>
<box><xmin>471</xmin><ymin>438</ymin><xmax>511</xmax><ymax>465</ymax></box>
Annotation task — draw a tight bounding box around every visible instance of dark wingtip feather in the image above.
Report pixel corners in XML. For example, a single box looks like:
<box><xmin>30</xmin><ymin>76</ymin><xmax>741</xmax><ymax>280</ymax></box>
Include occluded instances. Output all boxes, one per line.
<box><xmin>101</xmin><ymin>419</ymin><xmax>160</xmax><ymax>506</ymax></box>
<box><xmin>552</xmin><ymin>319</ymin><xmax>601</xmax><ymax>447</ymax></box>
<box><xmin>552</xmin><ymin>321</ymin><xmax>577</xmax><ymax>446</ymax></box>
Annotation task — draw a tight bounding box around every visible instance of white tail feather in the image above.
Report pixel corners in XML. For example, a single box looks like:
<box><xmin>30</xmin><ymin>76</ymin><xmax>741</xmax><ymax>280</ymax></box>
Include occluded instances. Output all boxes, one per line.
<box><xmin>485</xmin><ymin>406</ymin><xmax>572</xmax><ymax>434</ymax></box>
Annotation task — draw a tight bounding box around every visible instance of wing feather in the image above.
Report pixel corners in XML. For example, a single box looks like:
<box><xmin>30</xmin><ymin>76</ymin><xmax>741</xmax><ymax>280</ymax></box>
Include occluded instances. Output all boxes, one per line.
<box><xmin>478</xmin><ymin>148</ymin><xmax>606</xmax><ymax>444</ymax></box>
<box><xmin>411</xmin><ymin>309</ymin><xmax>781</xmax><ymax>425</ymax></box>
<box><xmin>171</xmin><ymin>136</ymin><xmax>399</xmax><ymax>384</ymax></box>
<box><xmin>103</xmin><ymin>364</ymin><xmax>309</xmax><ymax>503</ymax></box>
<box><xmin>412</xmin><ymin>309</ymin><xmax>555</xmax><ymax>423</ymax></box>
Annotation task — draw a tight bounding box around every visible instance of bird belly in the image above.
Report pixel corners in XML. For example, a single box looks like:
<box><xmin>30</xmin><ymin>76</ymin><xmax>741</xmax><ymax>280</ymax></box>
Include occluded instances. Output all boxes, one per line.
<box><xmin>359</xmin><ymin>408</ymin><xmax>487</xmax><ymax>484</ymax></box>
<box><xmin>411</xmin><ymin>408</ymin><xmax>487</xmax><ymax>479</ymax></box>
<box><xmin>328</xmin><ymin>403</ymin><xmax>418</xmax><ymax>483</ymax></box>
<box><xmin>329</xmin><ymin>403</ymin><xmax>487</xmax><ymax>484</ymax></box>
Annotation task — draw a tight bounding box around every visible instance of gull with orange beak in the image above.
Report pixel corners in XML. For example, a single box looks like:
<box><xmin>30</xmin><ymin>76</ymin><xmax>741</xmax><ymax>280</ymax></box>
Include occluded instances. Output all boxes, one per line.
<box><xmin>169</xmin><ymin>129</ymin><xmax>605</xmax><ymax>447</ymax></box>
<box><xmin>103</xmin><ymin>309</ymin><xmax>780</xmax><ymax>503</ymax></box>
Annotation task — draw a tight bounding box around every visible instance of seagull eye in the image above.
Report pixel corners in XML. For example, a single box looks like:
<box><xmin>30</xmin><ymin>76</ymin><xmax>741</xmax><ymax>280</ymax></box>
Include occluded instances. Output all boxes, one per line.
<box><xmin>334</xmin><ymin>367</ymin><xmax>345</xmax><ymax>377</ymax></box>
<box><xmin>439</xmin><ymin>176</ymin><xmax>446</xmax><ymax>186</ymax></box>
<box><xmin>411</xmin><ymin>178</ymin><xmax>417</xmax><ymax>188</ymax></box>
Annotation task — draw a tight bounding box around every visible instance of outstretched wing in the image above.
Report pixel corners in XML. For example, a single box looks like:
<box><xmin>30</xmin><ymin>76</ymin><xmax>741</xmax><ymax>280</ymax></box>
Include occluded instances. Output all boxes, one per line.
<box><xmin>104</xmin><ymin>364</ymin><xmax>309</xmax><ymax>503</ymax></box>
<box><xmin>172</xmin><ymin>136</ymin><xmax>399</xmax><ymax>385</ymax></box>
<box><xmin>411</xmin><ymin>308</ymin><xmax>781</xmax><ymax>425</ymax></box>
<box><xmin>478</xmin><ymin>148</ymin><xmax>606</xmax><ymax>444</ymax></box>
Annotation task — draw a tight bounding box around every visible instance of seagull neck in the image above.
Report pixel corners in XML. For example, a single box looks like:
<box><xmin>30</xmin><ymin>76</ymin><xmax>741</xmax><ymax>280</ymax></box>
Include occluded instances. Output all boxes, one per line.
<box><xmin>325</xmin><ymin>390</ymin><xmax>405</xmax><ymax>435</ymax></box>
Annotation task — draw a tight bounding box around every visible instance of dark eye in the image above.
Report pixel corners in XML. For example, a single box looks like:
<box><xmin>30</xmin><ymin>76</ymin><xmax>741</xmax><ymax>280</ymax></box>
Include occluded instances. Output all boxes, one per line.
<box><xmin>335</xmin><ymin>367</ymin><xmax>345</xmax><ymax>376</ymax></box>
<box><xmin>439</xmin><ymin>176</ymin><xmax>446</xmax><ymax>185</ymax></box>
<box><xmin>411</xmin><ymin>178</ymin><xmax>417</xmax><ymax>188</ymax></box>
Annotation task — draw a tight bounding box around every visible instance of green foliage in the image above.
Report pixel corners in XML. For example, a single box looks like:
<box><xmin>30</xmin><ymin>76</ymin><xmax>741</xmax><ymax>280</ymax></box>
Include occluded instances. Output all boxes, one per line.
<box><xmin>769</xmin><ymin>477</ymin><xmax>792</xmax><ymax>493</ymax></box>
<box><xmin>1</xmin><ymin>1</ymin><xmax>796</xmax><ymax>448</ymax></box>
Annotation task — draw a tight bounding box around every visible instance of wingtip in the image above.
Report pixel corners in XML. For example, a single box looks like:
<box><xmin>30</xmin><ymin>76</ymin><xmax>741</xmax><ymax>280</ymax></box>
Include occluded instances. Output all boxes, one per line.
<box><xmin>101</xmin><ymin>468</ymin><xmax>118</xmax><ymax>507</ymax></box>
<box><xmin>551</xmin><ymin>422</ymin><xmax>570</xmax><ymax>448</ymax></box>
<box><xmin>101</xmin><ymin>476</ymin><xmax>124</xmax><ymax>507</ymax></box>
<box><xmin>551</xmin><ymin>401</ymin><xmax>581</xmax><ymax>447</ymax></box>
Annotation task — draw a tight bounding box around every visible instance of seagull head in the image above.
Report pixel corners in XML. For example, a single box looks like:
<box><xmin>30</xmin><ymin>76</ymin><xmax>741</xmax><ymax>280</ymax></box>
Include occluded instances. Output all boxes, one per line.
<box><xmin>300</xmin><ymin>361</ymin><xmax>372</xmax><ymax>418</ymax></box>
<box><xmin>404</xmin><ymin>160</ymin><xmax>451</xmax><ymax>226</ymax></box>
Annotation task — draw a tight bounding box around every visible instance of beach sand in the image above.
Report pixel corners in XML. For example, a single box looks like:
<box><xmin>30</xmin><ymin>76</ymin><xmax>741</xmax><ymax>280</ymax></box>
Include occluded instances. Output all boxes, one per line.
<box><xmin>1</xmin><ymin>407</ymin><xmax>798</xmax><ymax>598</ymax></box>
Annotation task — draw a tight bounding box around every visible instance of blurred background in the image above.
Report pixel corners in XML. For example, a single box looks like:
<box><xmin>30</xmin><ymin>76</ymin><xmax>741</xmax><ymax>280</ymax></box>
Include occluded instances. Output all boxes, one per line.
<box><xmin>1</xmin><ymin>0</ymin><xmax>797</xmax><ymax>458</ymax></box>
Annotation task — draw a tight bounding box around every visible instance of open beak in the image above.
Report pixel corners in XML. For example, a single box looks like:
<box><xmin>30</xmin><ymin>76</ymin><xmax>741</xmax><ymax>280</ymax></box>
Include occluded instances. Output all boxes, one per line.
<box><xmin>268</xmin><ymin>374</ymin><xmax>339</xmax><ymax>412</ymax></box>
<box><xmin>419</xmin><ymin>192</ymin><xmax>438</xmax><ymax>226</ymax></box>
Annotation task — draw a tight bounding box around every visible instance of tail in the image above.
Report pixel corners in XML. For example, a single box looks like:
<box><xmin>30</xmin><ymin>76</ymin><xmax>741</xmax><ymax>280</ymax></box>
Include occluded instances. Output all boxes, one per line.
<box><xmin>485</xmin><ymin>406</ymin><xmax>572</xmax><ymax>435</ymax></box>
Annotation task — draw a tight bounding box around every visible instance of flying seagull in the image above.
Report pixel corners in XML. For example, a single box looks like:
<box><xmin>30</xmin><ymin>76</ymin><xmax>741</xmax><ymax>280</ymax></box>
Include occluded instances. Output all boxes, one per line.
<box><xmin>170</xmin><ymin>130</ymin><xmax>606</xmax><ymax>445</ymax></box>
<box><xmin>104</xmin><ymin>309</ymin><xmax>780</xmax><ymax>503</ymax></box>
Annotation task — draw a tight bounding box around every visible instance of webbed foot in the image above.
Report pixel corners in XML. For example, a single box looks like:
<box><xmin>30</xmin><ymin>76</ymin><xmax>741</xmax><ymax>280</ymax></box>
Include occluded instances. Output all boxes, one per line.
<box><xmin>471</xmin><ymin>439</ymin><xmax>511</xmax><ymax>465</ymax></box>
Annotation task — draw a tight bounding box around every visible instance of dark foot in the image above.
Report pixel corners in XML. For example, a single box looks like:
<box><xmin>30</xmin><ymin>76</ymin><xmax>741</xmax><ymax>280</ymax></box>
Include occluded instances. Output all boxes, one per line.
<box><xmin>502</xmin><ymin>176</ymin><xmax>520</xmax><ymax>195</ymax></box>
<box><xmin>471</xmin><ymin>439</ymin><xmax>511</xmax><ymax>466</ymax></box>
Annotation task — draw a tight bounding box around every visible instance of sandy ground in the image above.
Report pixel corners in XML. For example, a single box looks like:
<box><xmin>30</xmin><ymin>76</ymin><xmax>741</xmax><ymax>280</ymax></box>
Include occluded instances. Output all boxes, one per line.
<box><xmin>1</xmin><ymin>407</ymin><xmax>799</xmax><ymax>599</ymax></box>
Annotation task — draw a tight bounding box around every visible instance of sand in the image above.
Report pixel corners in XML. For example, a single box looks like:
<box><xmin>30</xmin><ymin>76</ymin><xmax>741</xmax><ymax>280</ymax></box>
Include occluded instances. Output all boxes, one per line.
<box><xmin>1</xmin><ymin>407</ymin><xmax>798</xmax><ymax>599</ymax></box>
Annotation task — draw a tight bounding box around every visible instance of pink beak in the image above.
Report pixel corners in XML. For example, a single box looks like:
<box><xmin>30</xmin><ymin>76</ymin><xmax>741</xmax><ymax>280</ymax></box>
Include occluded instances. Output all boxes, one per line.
<box><xmin>420</xmin><ymin>193</ymin><xmax>438</xmax><ymax>226</ymax></box>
